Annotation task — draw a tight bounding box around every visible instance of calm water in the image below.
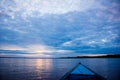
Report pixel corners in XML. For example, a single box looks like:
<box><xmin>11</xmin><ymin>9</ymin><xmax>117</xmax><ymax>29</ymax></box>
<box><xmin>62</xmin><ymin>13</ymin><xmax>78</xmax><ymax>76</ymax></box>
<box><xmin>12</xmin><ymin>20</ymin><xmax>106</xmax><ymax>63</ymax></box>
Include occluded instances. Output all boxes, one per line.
<box><xmin>0</xmin><ymin>58</ymin><xmax>120</xmax><ymax>80</ymax></box>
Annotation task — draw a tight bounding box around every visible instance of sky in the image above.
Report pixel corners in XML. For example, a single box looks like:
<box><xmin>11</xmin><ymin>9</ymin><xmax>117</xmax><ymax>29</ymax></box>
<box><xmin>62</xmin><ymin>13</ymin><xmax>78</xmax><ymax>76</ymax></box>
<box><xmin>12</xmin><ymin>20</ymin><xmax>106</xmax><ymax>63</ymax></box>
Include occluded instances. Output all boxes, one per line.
<box><xmin>0</xmin><ymin>0</ymin><xmax>120</xmax><ymax>57</ymax></box>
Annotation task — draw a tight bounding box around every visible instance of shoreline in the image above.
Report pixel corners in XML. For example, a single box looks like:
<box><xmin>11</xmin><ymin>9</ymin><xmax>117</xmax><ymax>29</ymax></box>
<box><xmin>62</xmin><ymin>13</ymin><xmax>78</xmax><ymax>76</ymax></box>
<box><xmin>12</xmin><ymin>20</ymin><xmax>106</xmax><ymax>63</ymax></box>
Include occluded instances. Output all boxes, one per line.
<box><xmin>0</xmin><ymin>54</ymin><xmax>120</xmax><ymax>59</ymax></box>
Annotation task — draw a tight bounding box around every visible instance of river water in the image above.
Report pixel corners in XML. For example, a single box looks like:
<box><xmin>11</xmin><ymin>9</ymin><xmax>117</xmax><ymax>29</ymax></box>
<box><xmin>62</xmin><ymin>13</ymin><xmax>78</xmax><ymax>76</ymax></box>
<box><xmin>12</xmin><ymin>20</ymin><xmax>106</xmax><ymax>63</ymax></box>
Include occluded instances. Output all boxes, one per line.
<box><xmin>0</xmin><ymin>58</ymin><xmax>120</xmax><ymax>80</ymax></box>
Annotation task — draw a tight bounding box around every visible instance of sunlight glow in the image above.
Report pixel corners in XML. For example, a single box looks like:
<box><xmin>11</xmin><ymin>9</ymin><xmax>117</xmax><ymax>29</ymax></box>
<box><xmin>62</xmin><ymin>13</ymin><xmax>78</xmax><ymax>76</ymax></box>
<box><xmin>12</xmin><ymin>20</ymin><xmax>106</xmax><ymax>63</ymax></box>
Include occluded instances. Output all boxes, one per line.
<box><xmin>0</xmin><ymin>44</ymin><xmax>73</xmax><ymax>57</ymax></box>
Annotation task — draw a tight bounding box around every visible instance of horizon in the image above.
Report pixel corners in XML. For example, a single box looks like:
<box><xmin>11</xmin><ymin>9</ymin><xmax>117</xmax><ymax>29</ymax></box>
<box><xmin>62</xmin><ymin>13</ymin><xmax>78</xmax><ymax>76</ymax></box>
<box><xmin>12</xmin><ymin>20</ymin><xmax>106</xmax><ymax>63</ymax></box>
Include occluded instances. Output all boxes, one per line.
<box><xmin>0</xmin><ymin>0</ymin><xmax>120</xmax><ymax>57</ymax></box>
<box><xmin>0</xmin><ymin>53</ymin><xmax>120</xmax><ymax>58</ymax></box>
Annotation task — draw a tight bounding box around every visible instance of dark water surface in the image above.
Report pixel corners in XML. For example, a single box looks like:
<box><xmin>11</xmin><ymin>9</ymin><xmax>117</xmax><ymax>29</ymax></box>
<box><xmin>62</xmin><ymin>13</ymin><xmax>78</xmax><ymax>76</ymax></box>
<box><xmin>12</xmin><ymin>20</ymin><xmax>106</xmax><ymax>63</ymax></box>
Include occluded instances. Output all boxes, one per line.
<box><xmin>0</xmin><ymin>58</ymin><xmax>120</xmax><ymax>80</ymax></box>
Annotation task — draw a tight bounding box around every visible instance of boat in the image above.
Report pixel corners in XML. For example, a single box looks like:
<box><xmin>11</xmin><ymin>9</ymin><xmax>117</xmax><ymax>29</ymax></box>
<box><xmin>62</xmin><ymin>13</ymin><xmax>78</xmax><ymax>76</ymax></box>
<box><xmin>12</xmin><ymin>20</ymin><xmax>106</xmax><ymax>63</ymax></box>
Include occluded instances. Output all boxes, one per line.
<box><xmin>60</xmin><ymin>63</ymin><xmax>106</xmax><ymax>80</ymax></box>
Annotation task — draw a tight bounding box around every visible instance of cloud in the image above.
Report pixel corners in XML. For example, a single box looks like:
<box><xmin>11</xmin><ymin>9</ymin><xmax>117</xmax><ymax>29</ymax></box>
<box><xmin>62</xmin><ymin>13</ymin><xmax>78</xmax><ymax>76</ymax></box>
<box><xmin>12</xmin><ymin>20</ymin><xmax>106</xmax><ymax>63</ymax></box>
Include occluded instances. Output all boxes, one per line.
<box><xmin>0</xmin><ymin>0</ymin><xmax>120</xmax><ymax>56</ymax></box>
<box><xmin>0</xmin><ymin>44</ymin><xmax>25</xmax><ymax>50</ymax></box>
<box><xmin>61</xmin><ymin>30</ymin><xmax>119</xmax><ymax>48</ymax></box>
<box><xmin>94</xmin><ymin>1</ymin><xmax>120</xmax><ymax>22</ymax></box>
<box><xmin>0</xmin><ymin>44</ymin><xmax>73</xmax><ymax>57</ymax></box>
<box><xmin>6</xmin><ymin>27</ymin><xmax>28</xmax><ymax>34</ymax></box>
<box><xmin>0</xmin><ymin>0</ymin><xmax>96</xmax><ymax>18</ymax></box>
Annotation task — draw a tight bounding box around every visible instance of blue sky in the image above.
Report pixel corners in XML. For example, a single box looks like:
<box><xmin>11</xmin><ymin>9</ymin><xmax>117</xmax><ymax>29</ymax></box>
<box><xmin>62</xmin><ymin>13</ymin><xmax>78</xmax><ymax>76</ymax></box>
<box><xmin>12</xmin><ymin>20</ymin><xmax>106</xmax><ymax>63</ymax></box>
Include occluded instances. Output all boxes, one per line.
<box><xmin>0</xmin><ymin>0</ymin><xmax>120</xmax><ymax>57</ymax></box>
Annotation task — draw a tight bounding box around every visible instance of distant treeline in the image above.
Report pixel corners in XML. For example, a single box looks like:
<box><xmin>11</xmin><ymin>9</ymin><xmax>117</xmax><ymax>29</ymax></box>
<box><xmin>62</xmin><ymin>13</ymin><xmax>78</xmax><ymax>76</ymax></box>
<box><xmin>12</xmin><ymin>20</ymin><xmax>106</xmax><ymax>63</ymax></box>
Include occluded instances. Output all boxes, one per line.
<box><xmin>0</xmin><ymin>54</ymin><xmax>120</xmax><ymax>59</ymax></box>
<box><xmin>60</xmin><ymin>54</ymin><xmax>120</xmax><ymax>59</ymax></box>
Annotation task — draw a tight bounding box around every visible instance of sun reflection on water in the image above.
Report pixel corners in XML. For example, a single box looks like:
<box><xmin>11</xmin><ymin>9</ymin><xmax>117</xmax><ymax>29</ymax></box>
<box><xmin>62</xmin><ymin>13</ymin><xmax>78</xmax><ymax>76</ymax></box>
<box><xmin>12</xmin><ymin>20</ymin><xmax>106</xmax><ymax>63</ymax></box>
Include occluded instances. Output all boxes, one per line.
<box><xmin>36</xmin><ymin>59</ymin><xmax>52</xmax><ymax>71</ymax></box>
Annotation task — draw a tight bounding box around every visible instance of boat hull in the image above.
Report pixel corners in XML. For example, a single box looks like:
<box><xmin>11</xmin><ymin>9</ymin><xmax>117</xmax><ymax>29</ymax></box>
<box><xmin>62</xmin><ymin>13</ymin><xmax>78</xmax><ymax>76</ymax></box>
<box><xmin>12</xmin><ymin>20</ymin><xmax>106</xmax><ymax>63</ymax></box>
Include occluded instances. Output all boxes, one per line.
<box><xmin>60</xmin><ymin>63</ymin><xmax>106</xmax><ymax>80</ymax></box>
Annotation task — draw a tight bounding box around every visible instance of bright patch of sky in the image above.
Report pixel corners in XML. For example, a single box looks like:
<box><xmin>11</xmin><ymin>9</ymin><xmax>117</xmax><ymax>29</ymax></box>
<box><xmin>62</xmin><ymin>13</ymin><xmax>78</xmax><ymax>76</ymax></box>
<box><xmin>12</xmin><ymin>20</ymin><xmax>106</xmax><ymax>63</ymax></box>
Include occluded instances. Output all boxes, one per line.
<box><xmin>0</xmin><ymin>0</ymin><xmax>120</xmax><ymax>57</ymax></box>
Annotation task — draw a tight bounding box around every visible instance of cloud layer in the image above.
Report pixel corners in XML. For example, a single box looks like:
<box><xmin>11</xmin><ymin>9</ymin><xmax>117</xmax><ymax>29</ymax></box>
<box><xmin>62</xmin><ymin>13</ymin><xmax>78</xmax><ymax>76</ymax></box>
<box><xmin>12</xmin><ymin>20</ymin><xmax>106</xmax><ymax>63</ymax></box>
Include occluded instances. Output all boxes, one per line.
<box><xmin>0</xmin><ymin>0</ymin><xmax>120</xmax><ymax>57</ymax></box>
<box><xmin>0</xmin><ymin>0</ymin><xmax>96</xmax><ymax>18</ymax></box>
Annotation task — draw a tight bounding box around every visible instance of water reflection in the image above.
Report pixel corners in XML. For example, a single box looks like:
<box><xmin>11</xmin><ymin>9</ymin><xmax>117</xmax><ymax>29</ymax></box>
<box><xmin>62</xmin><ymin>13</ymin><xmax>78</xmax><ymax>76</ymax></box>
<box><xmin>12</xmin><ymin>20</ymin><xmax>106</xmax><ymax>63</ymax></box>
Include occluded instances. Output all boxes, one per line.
<box><xmin>35</xmin><ymin>59</ymin><xmax>52</xmax><ymax>79</ymax></box>
<box><xmin>36</xmin><ymin>59</ymin><xmax>52</xmax><ymax>71</ymax></box>
<box><xmin>36</xmin><ymin>59</ymin><xmax>43</xmax><ymax>70</ymax></box>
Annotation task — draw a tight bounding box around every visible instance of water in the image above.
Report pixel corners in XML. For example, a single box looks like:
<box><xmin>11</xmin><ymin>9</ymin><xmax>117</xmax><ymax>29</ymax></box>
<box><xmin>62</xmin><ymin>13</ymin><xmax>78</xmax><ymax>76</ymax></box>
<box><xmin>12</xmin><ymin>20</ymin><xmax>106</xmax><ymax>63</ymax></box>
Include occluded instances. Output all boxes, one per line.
<box><xmin>0</xmin><ymin>58</ymin><xmax>120</xmax><ymax>80</ymax></box>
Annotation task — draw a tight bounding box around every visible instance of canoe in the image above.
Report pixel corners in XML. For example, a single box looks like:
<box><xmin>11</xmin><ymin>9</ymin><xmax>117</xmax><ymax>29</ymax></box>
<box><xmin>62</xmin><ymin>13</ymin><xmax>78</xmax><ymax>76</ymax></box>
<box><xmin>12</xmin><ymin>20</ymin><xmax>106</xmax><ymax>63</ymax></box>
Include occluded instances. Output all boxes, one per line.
<box><xmin>60</xmin><ymin>63</ymin><xmax>106</xmax><ymax>80</ymax></box>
